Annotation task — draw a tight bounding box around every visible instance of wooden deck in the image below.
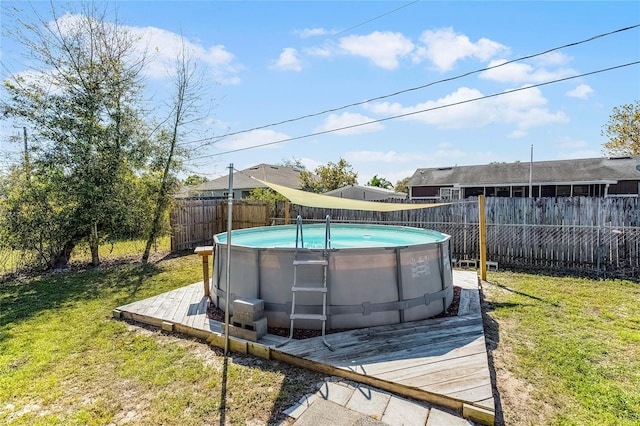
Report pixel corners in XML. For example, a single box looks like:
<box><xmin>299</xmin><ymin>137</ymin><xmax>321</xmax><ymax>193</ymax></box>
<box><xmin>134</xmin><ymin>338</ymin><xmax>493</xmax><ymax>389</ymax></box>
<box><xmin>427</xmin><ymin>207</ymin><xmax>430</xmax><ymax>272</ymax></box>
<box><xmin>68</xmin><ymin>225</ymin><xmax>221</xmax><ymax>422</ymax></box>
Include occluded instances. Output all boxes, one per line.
<box><xmin>114</xmin><ymin>270</ymin><xmax>494</xmax><ymax>425</ymax></box>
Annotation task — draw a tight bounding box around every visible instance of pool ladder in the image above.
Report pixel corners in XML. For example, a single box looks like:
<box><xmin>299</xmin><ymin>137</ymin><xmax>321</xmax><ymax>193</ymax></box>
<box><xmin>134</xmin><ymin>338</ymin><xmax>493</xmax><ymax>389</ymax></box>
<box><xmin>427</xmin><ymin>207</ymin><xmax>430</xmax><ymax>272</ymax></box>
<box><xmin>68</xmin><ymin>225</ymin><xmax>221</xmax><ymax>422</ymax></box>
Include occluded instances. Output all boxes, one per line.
<box><xmin>278</xmin><ymin>215</ymin><xmax>333</xmax><ymax>350</ymax></box>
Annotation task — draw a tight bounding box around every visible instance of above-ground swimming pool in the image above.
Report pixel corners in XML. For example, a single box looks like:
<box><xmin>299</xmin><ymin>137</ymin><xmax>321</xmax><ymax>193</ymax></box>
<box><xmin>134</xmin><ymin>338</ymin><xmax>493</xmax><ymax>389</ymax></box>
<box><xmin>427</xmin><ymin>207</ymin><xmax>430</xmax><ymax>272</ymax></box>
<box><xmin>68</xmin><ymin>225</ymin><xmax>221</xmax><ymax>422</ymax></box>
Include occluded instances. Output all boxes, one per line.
<box><xmin>211</xmin><ymin>223</ymin><xmax>453</xmax><ymax>330</ymax></box>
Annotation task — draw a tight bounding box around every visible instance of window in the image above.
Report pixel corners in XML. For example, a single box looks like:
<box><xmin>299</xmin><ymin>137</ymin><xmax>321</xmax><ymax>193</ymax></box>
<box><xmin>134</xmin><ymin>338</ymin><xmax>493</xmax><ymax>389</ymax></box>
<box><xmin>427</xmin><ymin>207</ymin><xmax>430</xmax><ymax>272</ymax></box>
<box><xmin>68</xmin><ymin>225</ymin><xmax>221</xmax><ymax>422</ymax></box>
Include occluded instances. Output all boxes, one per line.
<box><xmin>496</xmin><ymin>187</ymin><xmax>510</xmax><ymax>197</ymax></box>
<box><xmin>464</xmin><ymin>187</ymin><xmax>484</xmax><ymax>197</ymax></box>
<box><xmin>512</xmin><ymin>187</ymin><xmax>525</xmax><ymax>197</ymax></box>
<box><xmin>573</xmin><ymin>185</ymin><xmax>589</xmax><ymax>196</ymax></box>
<box><xmin>439</xmin><ymin>187</ymin><xmax>461</xmax><ymax>200</ymax></box>
<box><xmin>541</xmin><ymin>185</ymin><xmax>555</xmax><ymax>197</ymax></box>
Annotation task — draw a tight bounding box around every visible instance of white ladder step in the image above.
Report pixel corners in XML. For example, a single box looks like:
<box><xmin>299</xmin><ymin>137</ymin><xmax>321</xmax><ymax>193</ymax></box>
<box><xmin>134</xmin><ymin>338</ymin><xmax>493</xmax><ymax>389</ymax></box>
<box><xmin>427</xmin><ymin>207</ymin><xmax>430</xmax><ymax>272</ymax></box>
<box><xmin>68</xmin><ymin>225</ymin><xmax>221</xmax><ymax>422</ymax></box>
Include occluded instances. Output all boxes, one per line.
<box><xmin>292</xmin><ymin>286</ymin><xmax>327</xmax><ymax>293</ymax></box>
<box><xmin>293</xmin><ymin>259</ymin><xmax>328</xmax><ymax>266</ymax></box>
<box><xmin>290</xmin><ymin>313</ymin><xmax>327</xmax><ymax>321</ymax></box>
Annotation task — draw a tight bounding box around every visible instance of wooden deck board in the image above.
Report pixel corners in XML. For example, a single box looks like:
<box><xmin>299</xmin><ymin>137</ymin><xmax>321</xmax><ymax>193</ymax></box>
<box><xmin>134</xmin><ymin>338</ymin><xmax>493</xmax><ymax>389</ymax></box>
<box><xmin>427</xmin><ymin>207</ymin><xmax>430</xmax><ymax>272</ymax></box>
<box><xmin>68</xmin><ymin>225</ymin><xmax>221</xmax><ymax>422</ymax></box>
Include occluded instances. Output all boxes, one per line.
<box><xmin>115</xmin><ymin>270</ymin><xmax>494</xmax><ymax>425</ymax></box>
<box><xmin>375</xmin><ymin>349</ymin><xmax>488</xmax><ymax>382</ymax></box>
<box><xmin>185</xmin><ymin>286</ymin><xmax>207</xmax><ymax>329</ymax></box>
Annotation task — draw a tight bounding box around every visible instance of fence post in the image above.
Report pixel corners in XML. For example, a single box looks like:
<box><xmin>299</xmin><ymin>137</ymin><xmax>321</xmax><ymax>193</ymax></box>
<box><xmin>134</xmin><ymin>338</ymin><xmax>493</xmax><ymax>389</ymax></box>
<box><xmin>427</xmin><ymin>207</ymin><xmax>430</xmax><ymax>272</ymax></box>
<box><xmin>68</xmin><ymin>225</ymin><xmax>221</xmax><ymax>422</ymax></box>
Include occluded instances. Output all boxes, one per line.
<box><xmin>479</xmin><ymin>195</ymin><xmax>487</xmax><ymax>281</ymax></box>
<box><xmin>285</xmin><ymin>200</ymin><xmax>290</xmax><ymax>225</ymax></box>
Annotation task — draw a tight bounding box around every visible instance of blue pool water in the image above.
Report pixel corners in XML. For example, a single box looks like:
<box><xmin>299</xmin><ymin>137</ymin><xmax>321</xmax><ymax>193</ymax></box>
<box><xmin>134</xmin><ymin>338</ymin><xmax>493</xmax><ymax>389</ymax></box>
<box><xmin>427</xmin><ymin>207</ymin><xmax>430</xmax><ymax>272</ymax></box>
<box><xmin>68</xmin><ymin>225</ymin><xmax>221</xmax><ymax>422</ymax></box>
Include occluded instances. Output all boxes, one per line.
<box><xmin>215</xmin><ymin>223</ymin><xmax>447</xmax><ymax>249</ymax></box>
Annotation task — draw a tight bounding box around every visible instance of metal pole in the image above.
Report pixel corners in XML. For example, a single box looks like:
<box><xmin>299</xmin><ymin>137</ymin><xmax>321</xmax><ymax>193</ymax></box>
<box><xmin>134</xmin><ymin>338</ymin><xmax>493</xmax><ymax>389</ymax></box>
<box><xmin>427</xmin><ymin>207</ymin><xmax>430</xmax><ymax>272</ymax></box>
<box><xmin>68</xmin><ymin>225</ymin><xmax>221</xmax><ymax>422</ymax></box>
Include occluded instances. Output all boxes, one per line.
<box><xmin>529</xmin><ymin>144</ymin><xmax>533</xmax><ymax>198</ymax></box>
<box><xmin>224</xmin><ymin>163</ymin><xmax>233</xmax><ymax>355</ymax></box>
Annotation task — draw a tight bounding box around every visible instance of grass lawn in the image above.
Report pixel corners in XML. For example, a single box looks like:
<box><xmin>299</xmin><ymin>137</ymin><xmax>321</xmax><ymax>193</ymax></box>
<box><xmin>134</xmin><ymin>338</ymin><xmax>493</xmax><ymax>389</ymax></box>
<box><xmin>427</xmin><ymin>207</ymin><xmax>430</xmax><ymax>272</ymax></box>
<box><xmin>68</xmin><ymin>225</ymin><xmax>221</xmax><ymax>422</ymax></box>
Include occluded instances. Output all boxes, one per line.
<box><xmin>483</xmin><ymin>271</ymin><xmax>640</xmax><ymax>425</ymax></box>
<box><xmin>0</xmin><ymin>237</ymin><xmax>171</xmax><ymax>274</ymax></box>
<box><xmin>0</xmin><ymin>253</ymin><xmax>323</xmax><ymax>425</ymax></box>
<box><xmin>2</xmin><ymin>250</ymin><xmax>639</xmax><ymax>425</ymax></box>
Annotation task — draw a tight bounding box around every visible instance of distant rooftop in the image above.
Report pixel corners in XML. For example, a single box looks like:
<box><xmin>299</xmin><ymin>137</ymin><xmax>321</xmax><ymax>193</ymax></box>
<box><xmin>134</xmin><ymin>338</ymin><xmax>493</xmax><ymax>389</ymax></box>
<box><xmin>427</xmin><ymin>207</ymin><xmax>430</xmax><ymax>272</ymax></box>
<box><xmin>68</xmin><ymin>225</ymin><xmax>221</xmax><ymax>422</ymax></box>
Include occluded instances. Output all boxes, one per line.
<box><xmin>194</xmin><ymin>163</ymin><xmax>305</xmax><ymax>192</ymax></box>
<box><xmin>408</xmin><ymin>156</ymin><xmax>640</xmax><ymax>187</ymax></box>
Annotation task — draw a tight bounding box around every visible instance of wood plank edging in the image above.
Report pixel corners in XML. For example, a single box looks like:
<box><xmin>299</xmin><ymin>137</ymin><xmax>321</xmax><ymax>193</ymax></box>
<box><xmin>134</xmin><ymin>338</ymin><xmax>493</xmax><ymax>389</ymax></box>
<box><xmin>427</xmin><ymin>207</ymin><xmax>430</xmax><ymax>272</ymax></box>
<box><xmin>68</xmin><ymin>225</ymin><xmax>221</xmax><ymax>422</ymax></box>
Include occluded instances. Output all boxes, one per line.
<box><xmin>463</xmin><ymin>403</ymin><xmax>495</xmax><ymax>425</ymax></box>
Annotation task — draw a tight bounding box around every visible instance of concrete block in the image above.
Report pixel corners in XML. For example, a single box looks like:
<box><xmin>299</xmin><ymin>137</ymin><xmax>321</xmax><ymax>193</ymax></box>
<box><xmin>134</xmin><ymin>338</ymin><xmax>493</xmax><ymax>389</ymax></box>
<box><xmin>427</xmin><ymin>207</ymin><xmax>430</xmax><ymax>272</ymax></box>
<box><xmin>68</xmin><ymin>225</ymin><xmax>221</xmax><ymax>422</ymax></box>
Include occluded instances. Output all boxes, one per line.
<box><xmin>345</xmin><ymin>385</ymin><xmax>391</xmax><ymax>420</ymax></box>
<box><xmin>427</xmin><ymin>408</ymin><xmax>473</xmax><ymax>426</ymax></box>
<box><xmin>316</xmin><ymin>381</ymin><xmax>356</xmax><ymax>406</ymax></box>
<box><xmin>227</xmin><ymin>317</ymin><xmax>267</xmax><ymax>342</ymax></box>
<box><xmin>232</xmin><ymin>308</ymin><xmax>264</xmax><ymax>325</ymax></box>
<box><xmin>283</xmin><ymin>393</ymin><xmax>318</xmax><ymax>419</ymax></box>
<box><xmin>233</xmin><ymin>297</ymin><xmax>264</xmax><ymax>314</ymax></box>
<box><xmin>381</xmin><ymin>396</ymin><xmax>429</xmax><ymax>426</ymax></box>
<box><xmin>458</xmin><ymin>259</ymin><xmax>478</xmax><ymax>268</ymax></box>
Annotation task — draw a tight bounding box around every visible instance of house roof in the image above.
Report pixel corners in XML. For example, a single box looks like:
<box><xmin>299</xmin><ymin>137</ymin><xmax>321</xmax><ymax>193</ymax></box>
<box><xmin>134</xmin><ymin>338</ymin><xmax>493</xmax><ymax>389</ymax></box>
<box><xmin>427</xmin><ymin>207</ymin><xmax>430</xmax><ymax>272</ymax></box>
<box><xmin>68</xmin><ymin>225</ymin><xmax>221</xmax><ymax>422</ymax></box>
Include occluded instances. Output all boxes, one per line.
<box><xmin>193</xmin><ymin>164</ymin><xmax>304</xmax><ymax>192</ymax></box>
<box><xmin>408</xmin><ymin>156</ymin><xmax>640</xmax><ymax>187</ymax></box>
<box><xmin>324</xmin><ymin>185</ymin><xmax>407</xmax><ymax>200</ymax></box>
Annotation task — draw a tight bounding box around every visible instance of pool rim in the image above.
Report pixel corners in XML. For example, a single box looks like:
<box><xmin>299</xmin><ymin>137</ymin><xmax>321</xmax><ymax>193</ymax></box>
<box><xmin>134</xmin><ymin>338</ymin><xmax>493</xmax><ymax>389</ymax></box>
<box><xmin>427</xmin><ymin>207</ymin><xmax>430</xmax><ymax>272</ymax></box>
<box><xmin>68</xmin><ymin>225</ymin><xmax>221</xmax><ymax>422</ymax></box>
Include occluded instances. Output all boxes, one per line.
<box><xmin>213</xmin><ymin>222</ymin><xmax>451</xmax><ymax>251</ymax></box>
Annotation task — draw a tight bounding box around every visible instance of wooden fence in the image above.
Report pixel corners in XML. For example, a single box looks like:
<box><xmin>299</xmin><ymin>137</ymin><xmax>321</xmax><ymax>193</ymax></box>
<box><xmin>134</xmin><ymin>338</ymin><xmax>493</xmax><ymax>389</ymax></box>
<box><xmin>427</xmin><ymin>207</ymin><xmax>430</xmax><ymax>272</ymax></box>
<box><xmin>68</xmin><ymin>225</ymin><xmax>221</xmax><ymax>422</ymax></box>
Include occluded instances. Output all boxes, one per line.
<box><xmin>170</xmin><ymin>199</ymin><xmax>270</xmax><ymax>251</ymax></box>
<box><xmin>276</xmin><ymin>197</ymin><xmax>640</xmax><ymax>279</ymax></box>
<box><xmin>171</xmin><ymin>196</ymin><xmax>640</xmax><ymax>278</ymax></box>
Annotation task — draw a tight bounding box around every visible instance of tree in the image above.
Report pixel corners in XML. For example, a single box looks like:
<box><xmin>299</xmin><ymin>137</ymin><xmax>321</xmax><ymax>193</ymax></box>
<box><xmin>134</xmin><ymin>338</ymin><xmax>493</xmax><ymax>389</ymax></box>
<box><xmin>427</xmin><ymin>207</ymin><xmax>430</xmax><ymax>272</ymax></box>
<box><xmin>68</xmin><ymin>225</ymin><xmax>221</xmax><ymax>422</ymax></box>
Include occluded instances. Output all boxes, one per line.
<box><xmin>299</xmin><ymin>158</ymin><xmax>358</xmax><ymax>193</ymax></box>
<box><xmin>247</xmin><ymin>187</ymin><xmax>287</xmax><ymax>204</ymax></box>
<box><xmin>395</xmin><ymin>177</ymin><xmax>410</xmax><ymax>194</ymax></box>
<box><xmin>2</xmin><ymin>3</ymin><xmax>150</xmax><ymax>268</ymax></box>
<box><xmin>279</xmin><ymin>157</ymin><xmax>307</xmax><ymax>171</ymax></box>
<box><xmin>184</xmin><ymin>174</ymin><xmax>208</xmax><ymax>186</ymax></box>
<box><xmin>366</xmin><ymin>174</ymin><xmax>392</xmax><ymax>189</ymax></box>
<box><xmin>142</xmin><ymin>40</ymin><xmax>201</xmax><ymax>264</ymax></box>
<box><xmin>602</xmin><ymin>101</ymin><xmax>640</xmax><ymax>156</ymax></box>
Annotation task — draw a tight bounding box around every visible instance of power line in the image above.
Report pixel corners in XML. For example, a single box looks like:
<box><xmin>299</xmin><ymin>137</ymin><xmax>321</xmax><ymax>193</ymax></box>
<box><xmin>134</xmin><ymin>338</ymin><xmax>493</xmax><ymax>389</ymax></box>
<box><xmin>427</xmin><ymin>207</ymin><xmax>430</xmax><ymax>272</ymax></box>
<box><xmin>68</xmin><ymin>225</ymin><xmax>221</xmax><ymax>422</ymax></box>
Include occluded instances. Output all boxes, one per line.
<box><xmin>190</xmin><ymin>61</ymin><xmax>640</xmax><ymax>161</ymax></box>
<box><xmin>332</xmin><ymin>1</ymin><xmax>421</xmax><ymax>37</ymax></box>
<box><xmin>182</xmin><ymin>24</ymin><xmax>640</xmax><ymax>147</ymax></box>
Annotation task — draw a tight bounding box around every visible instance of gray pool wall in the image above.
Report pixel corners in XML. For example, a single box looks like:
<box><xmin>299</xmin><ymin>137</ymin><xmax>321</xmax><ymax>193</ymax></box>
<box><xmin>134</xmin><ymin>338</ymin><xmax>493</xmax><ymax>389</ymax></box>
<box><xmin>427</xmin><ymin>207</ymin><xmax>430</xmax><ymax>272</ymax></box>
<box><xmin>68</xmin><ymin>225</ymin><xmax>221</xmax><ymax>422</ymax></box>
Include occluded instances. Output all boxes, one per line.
<box><xmin>212</xmin><ymin>225</ymin><xmax>453</xmax><ymax>330</ymax></box>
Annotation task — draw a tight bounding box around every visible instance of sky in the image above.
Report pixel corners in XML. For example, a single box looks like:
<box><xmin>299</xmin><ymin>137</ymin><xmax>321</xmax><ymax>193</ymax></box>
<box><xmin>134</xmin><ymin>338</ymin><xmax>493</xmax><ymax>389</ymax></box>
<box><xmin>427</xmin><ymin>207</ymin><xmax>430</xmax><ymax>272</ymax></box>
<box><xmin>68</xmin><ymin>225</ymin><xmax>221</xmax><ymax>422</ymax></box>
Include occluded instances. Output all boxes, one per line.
<box><xmin>1</xmin><ymin>1</ymin><xmax>639</xmax><ymax>185</ymax></box>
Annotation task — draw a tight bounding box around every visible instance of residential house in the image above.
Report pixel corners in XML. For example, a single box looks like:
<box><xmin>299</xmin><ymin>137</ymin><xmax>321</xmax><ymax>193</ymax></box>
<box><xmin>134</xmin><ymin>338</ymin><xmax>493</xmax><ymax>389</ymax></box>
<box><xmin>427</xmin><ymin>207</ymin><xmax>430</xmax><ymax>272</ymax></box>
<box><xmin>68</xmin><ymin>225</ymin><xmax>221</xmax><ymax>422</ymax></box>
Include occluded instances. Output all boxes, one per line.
<box><xmin>185</xmin><ymin>164</ymin><xmax>305</xmax><ymax>199</ymax></box>
<box><xmin>408</xmin><ymin>156</ymin><xmax>640</xmax><ymax>200</ymax></box>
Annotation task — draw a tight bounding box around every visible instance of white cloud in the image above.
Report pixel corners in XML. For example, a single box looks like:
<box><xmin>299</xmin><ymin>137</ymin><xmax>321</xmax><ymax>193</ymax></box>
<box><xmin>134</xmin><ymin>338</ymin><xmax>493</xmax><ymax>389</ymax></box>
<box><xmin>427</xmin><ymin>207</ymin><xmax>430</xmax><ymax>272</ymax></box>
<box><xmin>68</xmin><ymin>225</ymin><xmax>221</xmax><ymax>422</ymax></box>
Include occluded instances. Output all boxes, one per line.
<box><xmin>533</xmin><ymin>51</ymin><xmax>573</xmax><ymax>66</ymax></box>
<box><xmin>338</xmin><ymin>31</ymin><xmax>414</xmax><ymax>70</ymax></box>
<box><xmin>480</xmin><ymin>59</ymin><xmax>575</xmax><ymax>83</ymax></box>
<box><xmin>558</xmin><ymin>138</ymin><xmax>588</xmax><ymax>148</ymax></box>
<box><xmin>508</xmin><ymin>130</ymin><xmax>527</xmax><ymax>139</ymax></box>
<box><xmin>345</xmin><ymin>149</ymin><xmax>467</xmax><ymax>170</ymax></box>
<box><xmin>303</xmin><ymin>45</ymin><xmax>333</xmax><ymax>57</ymax></box>
<box><xmin>300</xmin><ymin>157</ymin><xmax>322</xmax><ymax>171</ymax></box>
<box><xmin>295</xmin><ymin>27</ymin><xmax>336</xmax><ymax>38</ymax></box>
<box><xmin>344</xmin><ymin>150</ymin><xmax>429</xmax><ymax>164</ymax></box>
<box><xmin>413</xmin><ymin>27</ymin><xmax>508</xmax><ymax>72</ymax></box>
<box><xmin>365</xmin><ymin>85</ymin><xmax>568</xmax><ymax>130</ymax></box>
<box><xmin>52</xmin><ymin>13</ymin><xmax>242</xmax><ymax>84</ymax></box>
<box><xmin>566</xmin><ymin>84</ymin><xmax>594</xmax><ymax>99</ymax></box>
<box><xmin>558</xmin><ymin>149</ymin><xmax>602</xmax><ymax>160</ymax></box>
<box><xmin>314</xmin><ymin>112</ymin><xmax>384</xmax><ymax>135</ymax></box>
<box><xmin>365</xmin><ymin>87</ymin><xmax>485</xmax><ymax>128</ymax></box>
<box><xmin>271</xmin><ymin>48</ymin><xmax>302</xmax><ymax>71</ymax></box>
<box><xmin>214</xmin><ymin>129</ymin><xmax>289</xmax><ymax>151</ymax></box>
<box><xmin>129</xmin><ymin>26</ymin><xmax>242</xmax><ymax>83</ymax></box>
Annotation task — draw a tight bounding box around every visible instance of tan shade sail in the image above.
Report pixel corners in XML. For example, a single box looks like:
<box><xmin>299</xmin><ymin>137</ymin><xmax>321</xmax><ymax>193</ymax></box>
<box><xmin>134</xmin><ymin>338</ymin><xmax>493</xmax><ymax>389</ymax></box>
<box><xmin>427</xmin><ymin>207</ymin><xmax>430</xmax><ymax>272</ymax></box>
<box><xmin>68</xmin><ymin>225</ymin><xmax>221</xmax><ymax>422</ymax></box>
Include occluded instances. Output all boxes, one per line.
<box><xmin>254</xmin><ymin>179</ymin><xmax>447</xmax><ymax>212</ymax></box>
